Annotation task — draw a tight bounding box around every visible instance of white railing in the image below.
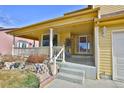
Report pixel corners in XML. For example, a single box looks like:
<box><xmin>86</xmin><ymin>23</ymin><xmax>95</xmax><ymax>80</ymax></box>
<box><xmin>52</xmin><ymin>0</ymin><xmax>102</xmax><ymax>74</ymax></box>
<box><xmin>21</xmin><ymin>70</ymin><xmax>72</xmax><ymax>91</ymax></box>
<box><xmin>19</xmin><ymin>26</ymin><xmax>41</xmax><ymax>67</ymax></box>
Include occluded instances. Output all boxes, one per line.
<box><xmin>52</xmin><ymin>45</ymin><xmax>65</xmax><ymax>75</ymax></box>
<box><xmin>53</xmin><ymin>46</ymin><xmax>64</xmax><ymax>61</ymax></box>
<box><xmin>13</xmin><ymin>47</ymin><xmax>49</xmax><ymax>56</ymax></box>
<box><xmin>13</xmin><ymin>46</ymin><xmax>65</xmax><ymax>60</ymax></box>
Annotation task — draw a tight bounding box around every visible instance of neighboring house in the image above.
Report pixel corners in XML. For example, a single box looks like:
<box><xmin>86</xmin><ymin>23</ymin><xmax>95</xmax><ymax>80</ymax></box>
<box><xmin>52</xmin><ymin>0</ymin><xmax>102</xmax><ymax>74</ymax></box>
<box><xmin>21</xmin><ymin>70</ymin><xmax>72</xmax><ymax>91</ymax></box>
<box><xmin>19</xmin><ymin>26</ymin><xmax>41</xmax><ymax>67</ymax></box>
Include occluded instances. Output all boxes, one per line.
<box><xmin>7</xmin><ymin>5</ymin><xmax>124</xmax><ymax>81</ymax></box>
<box><xmin>0</xmin><ymin>27</ymin><xmax>39</xmax><ymax>55</ymax></box>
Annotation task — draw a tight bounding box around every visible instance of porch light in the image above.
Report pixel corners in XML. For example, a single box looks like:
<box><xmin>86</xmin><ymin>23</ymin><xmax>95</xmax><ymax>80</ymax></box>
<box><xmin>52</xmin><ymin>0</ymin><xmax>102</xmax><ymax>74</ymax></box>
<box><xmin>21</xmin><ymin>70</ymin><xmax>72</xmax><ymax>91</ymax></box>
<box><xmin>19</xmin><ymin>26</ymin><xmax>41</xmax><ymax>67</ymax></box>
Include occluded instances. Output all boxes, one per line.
<box><xmin>102</xmin><ymin>26</ymin><xmax>107</xmax><ymax>37</ymax></box>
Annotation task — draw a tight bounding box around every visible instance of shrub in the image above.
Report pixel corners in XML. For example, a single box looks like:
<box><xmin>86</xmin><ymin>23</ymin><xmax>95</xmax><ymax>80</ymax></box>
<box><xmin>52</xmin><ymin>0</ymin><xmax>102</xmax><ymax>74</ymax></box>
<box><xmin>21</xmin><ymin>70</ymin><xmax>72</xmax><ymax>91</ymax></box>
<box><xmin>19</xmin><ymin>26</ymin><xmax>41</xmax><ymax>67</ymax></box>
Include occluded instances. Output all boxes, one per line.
<box><xmin>0</xmin><ymin>62</ymin><xmax>4</xmax><ymax>69</ymax></box>
<box><xmin>0</xmin><ymin>70</ymin><xmax>40</xmax><ymax>88</ymax></box>
<box><xmin>26</xmin><ymin>55</ymin><xmax>48</xmax><ymax>63</ymax></box>
<box><xmin>1</xmin><ymin>55</ymin><xmax>14</xmax><ymax>62</ymax></box>
<box><xmin>0</xmin><ymin>55</ymin><xmax>26</xmax><ymax>62</ymax></box>
<box><xmin>21</xmin><ymin>72</ymin><xmax>40</xmax><ymax>88</ymax></box>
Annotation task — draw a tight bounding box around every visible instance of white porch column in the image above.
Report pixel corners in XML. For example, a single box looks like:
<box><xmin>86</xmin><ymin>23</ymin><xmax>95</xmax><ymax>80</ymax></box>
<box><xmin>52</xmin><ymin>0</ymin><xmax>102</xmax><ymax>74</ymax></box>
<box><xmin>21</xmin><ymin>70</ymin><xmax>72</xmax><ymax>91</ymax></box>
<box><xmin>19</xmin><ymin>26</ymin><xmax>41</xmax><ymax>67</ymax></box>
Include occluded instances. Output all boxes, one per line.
<box><xmin>49</xmin><ymin>28</ymin><xmax>53</xmax><ymax>62</ymax></box>
<box><xmin>12</xmin><ymin>36</ymin><xmax>15</xmax><ymax>55</ymax></box>
<box><xmin>49</xmin><ymin>28</ymin><xmax>56</xmax><ymax>75</ymax></box>
<box><xmin>94</xmin><ymin>26</ymin><xmax>100</xmax><ymax>79</ymax></box>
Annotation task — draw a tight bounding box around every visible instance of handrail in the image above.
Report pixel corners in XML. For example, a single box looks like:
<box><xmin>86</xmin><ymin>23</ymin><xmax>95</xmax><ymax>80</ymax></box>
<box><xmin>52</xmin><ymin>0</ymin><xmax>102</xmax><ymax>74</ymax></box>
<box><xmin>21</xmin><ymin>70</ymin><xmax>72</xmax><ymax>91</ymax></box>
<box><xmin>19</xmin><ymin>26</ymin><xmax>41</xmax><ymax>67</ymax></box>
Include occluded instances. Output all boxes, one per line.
<box><xmin>52</xmin><ymin>45</ymin><xmax>65</xmax><ymax>75</ymax></box>
<box><xmin>54</xmin><ymin>48</ymin><xmax>63</xmax><ymax>59</ymax></box>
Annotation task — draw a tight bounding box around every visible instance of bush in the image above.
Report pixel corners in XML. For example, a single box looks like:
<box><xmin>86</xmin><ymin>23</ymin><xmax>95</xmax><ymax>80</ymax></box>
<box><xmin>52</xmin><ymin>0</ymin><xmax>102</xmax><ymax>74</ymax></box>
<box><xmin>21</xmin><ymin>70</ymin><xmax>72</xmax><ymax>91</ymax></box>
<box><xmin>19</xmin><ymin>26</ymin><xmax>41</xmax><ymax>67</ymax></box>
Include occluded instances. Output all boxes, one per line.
<box><xmin>21</xmin><ymin>72</ymin><xmax>40</xmax><ymax>88</ymax></box>
<box><xmin>0</xmin><ymin>55</ymin><xmax>26</xmax><ymax>62</ymax></box>
<box><xmin>0</xmin><ymin>70</ymin><xmax>40</xmax><ymax>88</ymax></box>
<box><xmin>26</xmin><ymin>55</ymin><xmax>48</xmax><ymax>63</ymax></box>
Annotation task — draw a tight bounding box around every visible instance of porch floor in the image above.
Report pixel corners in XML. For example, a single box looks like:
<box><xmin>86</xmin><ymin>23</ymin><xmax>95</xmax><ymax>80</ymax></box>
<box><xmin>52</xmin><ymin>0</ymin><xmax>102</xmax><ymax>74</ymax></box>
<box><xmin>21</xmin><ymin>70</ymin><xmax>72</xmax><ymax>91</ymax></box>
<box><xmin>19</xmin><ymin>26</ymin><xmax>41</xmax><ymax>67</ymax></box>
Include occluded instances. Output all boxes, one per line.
<box><xmin>65</xmin><ymin>55</ymin><xmax>95</xmax><ymax>66</ymax></box>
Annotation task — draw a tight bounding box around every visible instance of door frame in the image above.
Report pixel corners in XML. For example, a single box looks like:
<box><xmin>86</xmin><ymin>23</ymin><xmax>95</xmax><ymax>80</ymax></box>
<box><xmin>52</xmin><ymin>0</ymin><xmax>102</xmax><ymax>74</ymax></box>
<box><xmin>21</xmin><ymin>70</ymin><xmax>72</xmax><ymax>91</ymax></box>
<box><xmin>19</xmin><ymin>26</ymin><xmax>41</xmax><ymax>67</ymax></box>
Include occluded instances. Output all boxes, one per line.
<box><xmin>78</xmin><ymin>35</ymin><xmax>88</xmax><ymax>54</ymax></box>
<box><xmin>112</xmin><ymin>29</ymin><xmax>124</xmax><ymax>80</ymax></box>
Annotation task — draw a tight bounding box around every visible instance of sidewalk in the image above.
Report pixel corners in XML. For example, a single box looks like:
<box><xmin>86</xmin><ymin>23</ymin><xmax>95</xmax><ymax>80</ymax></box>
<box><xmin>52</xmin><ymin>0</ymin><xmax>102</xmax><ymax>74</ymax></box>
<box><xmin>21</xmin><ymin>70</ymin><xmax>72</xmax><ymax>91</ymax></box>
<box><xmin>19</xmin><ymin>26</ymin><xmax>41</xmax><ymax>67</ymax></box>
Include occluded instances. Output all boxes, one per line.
<box><xmin>47</xmin><ymin>78</ymin><xmax>124</xmax><ymax>88</ymax></box>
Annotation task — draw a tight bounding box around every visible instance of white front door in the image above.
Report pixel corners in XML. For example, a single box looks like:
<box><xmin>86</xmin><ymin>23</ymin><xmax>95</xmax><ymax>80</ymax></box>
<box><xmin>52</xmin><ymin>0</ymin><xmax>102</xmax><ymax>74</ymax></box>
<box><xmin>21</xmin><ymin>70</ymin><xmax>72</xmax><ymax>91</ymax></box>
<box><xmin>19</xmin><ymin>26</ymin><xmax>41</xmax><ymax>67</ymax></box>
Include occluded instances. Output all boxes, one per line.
<box><xmin>78</xmin><ymin>36</ymin><xmax>88</xmax><ymax>54</ymax></box>
<box><xmin>113</xmin><ymin>32</ymin><xmax>124</xmax><ymax>81</ymax></box>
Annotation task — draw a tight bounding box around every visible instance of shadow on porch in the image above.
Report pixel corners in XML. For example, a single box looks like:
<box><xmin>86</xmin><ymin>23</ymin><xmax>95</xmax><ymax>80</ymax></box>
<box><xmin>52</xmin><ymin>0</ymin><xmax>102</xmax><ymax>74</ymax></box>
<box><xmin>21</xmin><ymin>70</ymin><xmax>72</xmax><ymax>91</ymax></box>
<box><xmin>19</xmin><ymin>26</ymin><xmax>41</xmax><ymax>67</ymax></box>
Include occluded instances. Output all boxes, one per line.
<box><xmin>65</xmin><ymin>55</ymin><xmax>95</xmax><ymax>66</ymax></box>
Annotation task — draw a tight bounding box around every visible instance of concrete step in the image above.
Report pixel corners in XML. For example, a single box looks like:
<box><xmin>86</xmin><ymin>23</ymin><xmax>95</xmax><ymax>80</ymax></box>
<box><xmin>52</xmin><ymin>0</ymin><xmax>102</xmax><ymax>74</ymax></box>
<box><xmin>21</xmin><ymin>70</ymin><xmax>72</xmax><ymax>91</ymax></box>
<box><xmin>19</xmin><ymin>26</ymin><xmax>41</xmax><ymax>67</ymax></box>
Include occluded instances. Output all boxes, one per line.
<box><xmin>60</xmin><ymin>67</ymin><xmax>85</xmax><ymax>77</ymax></box>
<box><xmin>60</xmin><ymin>62</ymin><xmax>94</xmax><ymax>70</ymax></box>
<box><xmin>57</xmin><ymin>62</ymin><xmax>96</xmax><ymax>79</ymax></box>
<box><xmin>57</xmin><ymin>72</ymin><xmax>83</xmax><ymax>84</ymax></box>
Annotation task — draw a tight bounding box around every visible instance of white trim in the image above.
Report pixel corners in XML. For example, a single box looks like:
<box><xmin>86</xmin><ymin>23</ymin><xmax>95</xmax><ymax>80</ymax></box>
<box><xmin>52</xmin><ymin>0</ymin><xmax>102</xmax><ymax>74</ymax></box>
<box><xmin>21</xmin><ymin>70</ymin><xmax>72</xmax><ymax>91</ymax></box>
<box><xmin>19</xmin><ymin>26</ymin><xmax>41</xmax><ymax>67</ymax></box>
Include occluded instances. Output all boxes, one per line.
<box><xmin>94</xmin><ymin>26</ymin><xmax>100</xmax><ymax>79</ymax></box>
<box><xmin>111</xmin><ymin>29</ymin><xmax>124</xmax><ymax>80</ymax></box>
<box><xmin>78</xmin><ymin>35</ymin><xmax>88</xmax><ymax>54</ymax></box>
<box><xmin>50</xmin><ymin>28</ymin><xmax>53</xmax><ymax>62</ymax></box>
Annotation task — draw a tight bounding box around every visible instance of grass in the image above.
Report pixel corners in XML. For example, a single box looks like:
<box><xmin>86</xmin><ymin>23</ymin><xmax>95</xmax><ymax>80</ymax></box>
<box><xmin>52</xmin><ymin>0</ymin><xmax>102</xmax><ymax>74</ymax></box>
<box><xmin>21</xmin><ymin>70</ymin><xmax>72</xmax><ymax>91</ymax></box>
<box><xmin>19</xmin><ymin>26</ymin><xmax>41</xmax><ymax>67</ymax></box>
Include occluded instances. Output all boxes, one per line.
<box><xmin>0</xmin><ymin>70</ymin><xmax>40</xmax><ymax>88</ymax></box>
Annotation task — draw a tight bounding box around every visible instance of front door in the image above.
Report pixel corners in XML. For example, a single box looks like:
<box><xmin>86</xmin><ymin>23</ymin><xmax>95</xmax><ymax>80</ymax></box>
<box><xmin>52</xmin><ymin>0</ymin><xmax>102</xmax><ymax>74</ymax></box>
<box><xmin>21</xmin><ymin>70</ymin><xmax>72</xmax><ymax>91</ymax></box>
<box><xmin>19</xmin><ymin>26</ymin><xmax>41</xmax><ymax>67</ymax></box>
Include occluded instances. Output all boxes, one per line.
<box><xmin>78</xmin><ymin>36</ymin><xmax>88</xmax><ymax>54</ymax></box>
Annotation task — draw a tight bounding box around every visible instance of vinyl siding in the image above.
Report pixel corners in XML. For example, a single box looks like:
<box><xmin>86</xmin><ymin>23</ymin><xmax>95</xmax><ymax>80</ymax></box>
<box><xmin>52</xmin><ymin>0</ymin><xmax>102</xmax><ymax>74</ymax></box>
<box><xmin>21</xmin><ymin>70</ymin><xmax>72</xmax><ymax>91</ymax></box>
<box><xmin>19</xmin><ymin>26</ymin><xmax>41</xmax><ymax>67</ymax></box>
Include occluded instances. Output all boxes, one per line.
<box><xmin>94</xmin><ymin>5</ymin><xmax>124</xmax><ymax>15</ymax></box>
<box><xmin>99</xmin><ymin>24</ymin><xmax>124</xmax><ymax>76</ymax></box>
<box><xmin>59</xmin><ymin>32</ymin><xmax>70</xmax><ymax>45</ymax></box>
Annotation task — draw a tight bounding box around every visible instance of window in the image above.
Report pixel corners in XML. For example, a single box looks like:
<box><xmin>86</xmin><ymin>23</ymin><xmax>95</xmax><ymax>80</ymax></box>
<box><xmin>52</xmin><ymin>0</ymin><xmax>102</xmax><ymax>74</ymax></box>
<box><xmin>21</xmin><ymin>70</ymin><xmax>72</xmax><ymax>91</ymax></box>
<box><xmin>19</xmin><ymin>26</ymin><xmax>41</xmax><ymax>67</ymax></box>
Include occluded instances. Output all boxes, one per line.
<box><xmin>79</xmin><ymin>36</ymin><xmax>88</xmax><ymax>53</ymax></box>
<box><xmin>42</xmin><ymin>34</ymin><xmax>58</xmax><ymax>46</ymax></box>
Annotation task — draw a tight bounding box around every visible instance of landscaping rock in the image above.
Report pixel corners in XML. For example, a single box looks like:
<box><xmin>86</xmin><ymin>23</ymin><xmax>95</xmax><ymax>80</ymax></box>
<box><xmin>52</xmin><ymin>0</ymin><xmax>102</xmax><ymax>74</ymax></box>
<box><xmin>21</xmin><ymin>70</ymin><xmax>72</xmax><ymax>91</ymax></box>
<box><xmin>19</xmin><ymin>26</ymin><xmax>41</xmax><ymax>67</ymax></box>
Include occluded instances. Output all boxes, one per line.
<box><xmin>47</xmin><ymin>63</ymin><xmax>59</xmax><ymax>76</ymax></box>
<box><xmin>25</xmin><ymin>64</ymin><xmax>36</xmax><ymax>72</ymax></box>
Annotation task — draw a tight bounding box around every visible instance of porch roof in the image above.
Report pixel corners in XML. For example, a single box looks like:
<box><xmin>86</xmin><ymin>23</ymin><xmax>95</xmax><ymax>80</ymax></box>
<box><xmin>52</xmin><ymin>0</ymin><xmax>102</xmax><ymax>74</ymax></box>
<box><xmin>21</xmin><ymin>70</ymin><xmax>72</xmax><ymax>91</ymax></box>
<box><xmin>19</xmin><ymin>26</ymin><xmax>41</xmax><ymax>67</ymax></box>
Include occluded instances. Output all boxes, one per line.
<box><xmin>6</xmin><ymin>8</ymin><xmax>99</xmax><ymax>40</ymax></box>
<box><xmin>96</xmin><ymin>13</ymin><xmax>124</xmax><ymax>27</ymax></box>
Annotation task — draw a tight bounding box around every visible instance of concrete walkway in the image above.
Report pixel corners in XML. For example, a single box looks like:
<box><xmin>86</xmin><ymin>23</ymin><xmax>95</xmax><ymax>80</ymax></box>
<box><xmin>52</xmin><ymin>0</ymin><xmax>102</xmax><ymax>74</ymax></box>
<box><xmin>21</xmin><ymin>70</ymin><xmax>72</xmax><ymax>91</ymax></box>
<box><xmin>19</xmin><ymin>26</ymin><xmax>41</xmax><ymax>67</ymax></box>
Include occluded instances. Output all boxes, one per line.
<box><xmin>47</xmin><ymin>78</ymin><xmax>124</xmax><ymax>88</ymax></box>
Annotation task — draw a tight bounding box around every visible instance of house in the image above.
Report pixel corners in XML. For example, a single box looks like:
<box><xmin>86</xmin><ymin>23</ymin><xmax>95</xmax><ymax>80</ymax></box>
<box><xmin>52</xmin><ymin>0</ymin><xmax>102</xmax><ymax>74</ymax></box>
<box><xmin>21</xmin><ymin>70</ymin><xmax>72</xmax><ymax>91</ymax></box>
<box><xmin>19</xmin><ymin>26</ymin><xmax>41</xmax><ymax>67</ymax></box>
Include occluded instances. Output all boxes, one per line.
<box><xmin>7</xmin><ymin>5</ymin><xmax>124</xmax><ymax>81</ymax></box>
<box><xmin>0</xmin><ymin>27</ymin><xmax>39</xmax><ymax>55</ymax></box>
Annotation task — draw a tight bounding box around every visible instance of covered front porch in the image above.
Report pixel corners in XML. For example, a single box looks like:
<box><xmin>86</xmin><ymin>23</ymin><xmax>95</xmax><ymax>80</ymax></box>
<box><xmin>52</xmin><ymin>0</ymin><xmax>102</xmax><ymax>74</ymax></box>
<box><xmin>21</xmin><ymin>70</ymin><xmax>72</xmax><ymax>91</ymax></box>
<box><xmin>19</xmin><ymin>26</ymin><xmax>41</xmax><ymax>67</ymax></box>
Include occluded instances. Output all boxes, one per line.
<box><xmin>11</xmin><ymin>21</ymin><xmax>95</xmax><ymax>67</ymax></box>
<box><xmin>7</xmin><ymin>8</ymin><xmax>99</xmax><ymax>69</ymax></box>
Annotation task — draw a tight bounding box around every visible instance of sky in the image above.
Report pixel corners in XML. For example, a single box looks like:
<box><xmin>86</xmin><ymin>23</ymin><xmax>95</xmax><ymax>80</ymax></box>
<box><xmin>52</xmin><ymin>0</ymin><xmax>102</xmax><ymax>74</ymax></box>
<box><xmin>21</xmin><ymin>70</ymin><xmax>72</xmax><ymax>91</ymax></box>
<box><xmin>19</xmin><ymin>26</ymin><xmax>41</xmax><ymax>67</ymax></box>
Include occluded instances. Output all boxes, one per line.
<box><xmin>0</xmin><ymin>5</ymin><xmax>87</xmax><ymax>28</ymax></box>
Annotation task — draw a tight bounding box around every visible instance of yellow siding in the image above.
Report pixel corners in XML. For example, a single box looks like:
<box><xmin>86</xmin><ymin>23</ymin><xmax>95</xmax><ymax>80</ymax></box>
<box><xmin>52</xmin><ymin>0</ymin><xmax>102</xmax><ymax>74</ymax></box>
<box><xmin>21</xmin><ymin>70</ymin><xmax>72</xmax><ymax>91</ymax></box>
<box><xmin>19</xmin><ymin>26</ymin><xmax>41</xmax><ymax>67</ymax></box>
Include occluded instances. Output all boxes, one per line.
<box><xmin>59</xmin><ymin>32</ymin><xmax>70</xmax><ymax>46</ymax></box>
<box><xmin>94</xmin><ymin>5</ymin><xmax>124</xmax><ymax>15</ymax></box>
<box><xmin>99</xmin><ymin>24</ymin><xmax>124</xmax><ymax>76</ymax></box>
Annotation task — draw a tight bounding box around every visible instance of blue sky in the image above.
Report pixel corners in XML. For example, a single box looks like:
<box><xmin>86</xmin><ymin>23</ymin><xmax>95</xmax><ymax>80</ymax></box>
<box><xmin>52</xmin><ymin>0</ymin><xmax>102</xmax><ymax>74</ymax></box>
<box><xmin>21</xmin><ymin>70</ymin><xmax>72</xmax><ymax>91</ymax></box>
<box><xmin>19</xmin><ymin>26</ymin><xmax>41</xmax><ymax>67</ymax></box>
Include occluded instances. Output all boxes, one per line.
<box><xmin>0</xmin><ymin>5</ymin><xmax>87</xmax><ymax>28</ymax></box>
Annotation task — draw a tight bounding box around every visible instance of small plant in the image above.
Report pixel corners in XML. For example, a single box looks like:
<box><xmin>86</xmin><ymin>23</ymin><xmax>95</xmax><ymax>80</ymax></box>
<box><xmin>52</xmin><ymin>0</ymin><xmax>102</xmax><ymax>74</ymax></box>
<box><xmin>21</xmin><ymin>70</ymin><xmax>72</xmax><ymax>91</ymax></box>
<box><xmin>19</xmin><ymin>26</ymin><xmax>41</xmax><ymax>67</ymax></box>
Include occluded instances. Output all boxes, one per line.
<box><xmin>26</xmin><ymin>55</ymin><xmax>48</xmax><ymax>63</ymax></box>
<box><xmin>0</xmin><ymin>62</ymin><xmax>5</xmax><ymax>69</ymax></box>
<box><xmin>21</xmin><ymin>72</ymin><xmax>40</xmax><ymax>88</ymax></box>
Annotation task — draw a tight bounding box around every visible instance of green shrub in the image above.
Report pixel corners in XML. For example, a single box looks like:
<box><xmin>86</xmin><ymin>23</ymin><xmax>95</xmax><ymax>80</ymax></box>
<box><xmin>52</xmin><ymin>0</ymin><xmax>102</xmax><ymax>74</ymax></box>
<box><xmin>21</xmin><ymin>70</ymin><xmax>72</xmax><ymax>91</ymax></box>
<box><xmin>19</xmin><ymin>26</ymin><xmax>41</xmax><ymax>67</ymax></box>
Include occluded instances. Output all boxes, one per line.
<box><xmin>0</xmin><ymin>70</ymin><xmax>40</xmax><ymax>88</ymax></box>
<box><xmin>21</xmin><ymin>72</ymin><xmax>40</xmax><ymax>88</ymax></box>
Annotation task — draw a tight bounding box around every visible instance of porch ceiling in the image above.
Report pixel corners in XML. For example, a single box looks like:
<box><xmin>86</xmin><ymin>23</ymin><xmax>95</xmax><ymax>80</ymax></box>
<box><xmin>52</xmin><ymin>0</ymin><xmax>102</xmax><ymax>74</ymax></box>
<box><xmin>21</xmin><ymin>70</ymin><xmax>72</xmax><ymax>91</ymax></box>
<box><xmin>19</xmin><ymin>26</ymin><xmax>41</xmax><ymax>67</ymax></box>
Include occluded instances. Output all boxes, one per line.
<box><xmin>6</xmin><ymin>19</ymin><xmax>94</xmax><ymax>40</ymax></box>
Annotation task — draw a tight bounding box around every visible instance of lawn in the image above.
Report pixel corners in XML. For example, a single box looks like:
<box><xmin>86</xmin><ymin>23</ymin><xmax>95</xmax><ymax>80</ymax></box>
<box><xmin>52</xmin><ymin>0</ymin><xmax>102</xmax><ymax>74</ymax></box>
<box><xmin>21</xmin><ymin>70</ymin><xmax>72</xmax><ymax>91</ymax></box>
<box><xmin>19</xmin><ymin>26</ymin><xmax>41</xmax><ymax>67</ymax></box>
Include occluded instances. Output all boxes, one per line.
<box><xmin>0</xmin><ymin>70</ymin><xmax>40</xmax><ymax>88</ymax></box>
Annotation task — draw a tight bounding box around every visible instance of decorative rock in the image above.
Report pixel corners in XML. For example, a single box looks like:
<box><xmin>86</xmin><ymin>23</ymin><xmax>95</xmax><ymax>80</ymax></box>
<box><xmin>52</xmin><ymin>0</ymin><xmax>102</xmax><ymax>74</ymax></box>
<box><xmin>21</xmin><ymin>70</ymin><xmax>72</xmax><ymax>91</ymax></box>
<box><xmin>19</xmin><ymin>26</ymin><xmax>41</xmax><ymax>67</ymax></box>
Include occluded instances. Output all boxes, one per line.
<box><xmin>4</xmin><ymin>62</ymin><xmax>15</xmax><ymax>70</ymax></box>
<box><xmin>24</xmin><ymin>64</ymin><xmax>36</xmax><ymax>72</ymax></box>
<box><xmin>47</xmin><ymin>63</ymin><xmax>59</xmax><ymax>76</ymax></box>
